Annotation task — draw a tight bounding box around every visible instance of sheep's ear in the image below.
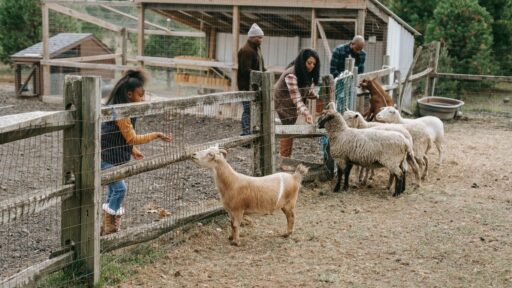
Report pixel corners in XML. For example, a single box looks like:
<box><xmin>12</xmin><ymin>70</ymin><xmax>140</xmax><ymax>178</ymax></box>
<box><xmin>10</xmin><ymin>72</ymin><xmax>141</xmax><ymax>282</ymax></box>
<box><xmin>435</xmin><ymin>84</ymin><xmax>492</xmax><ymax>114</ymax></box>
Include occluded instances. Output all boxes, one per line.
<box><xmin>219</xmin><ymin>148</ymin><xmax>228</xmax><ymax>158</ymax></box>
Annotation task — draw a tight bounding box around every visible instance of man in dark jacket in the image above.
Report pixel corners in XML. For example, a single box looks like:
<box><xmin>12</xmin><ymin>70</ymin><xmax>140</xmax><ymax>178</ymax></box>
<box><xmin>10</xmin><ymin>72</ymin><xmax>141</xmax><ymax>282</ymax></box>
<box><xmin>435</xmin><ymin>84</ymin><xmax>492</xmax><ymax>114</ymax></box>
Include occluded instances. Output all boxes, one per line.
<box><xmin>238</xmin><ymin>23</ymin><xmax>265</xmax><ymax>136</ymax></box>
<box><xmin>330</xmin><ymin>35</ymin><xmax>366</xmax><ymax>78</ymax></box>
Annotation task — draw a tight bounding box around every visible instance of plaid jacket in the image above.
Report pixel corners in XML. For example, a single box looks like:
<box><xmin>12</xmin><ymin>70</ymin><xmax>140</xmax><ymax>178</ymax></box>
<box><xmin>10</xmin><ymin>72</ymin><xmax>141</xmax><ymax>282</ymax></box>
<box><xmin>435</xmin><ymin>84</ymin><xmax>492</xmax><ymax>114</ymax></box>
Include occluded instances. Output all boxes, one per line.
<box><xmin>330</xmin><ymin>43</ymin><xmax>366</xmax><ymax>77</ymax></box>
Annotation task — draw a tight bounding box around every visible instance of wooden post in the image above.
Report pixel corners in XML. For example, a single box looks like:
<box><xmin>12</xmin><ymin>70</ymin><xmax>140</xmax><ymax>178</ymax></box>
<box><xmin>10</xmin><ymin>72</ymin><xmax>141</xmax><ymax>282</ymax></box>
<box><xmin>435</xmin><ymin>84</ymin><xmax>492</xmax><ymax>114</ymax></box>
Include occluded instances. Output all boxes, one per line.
<box><xmin>115</xmin><ymin>28</ymin><xmax>127</xmax><ymax>79</ymax></box>
<box><xmin>80</xmin><ymin>76</ymin><xmax>101</xmax><ymax>286</ymax></box>
<box><xmin>42</xmin><ymin>4</ymin><xmax>50</xmax><ymax>96</ymax></box>
<box><xmin>310</xmin><ymin>9</ymin><xmax>317</xmax><ymax>49</ymax></box>
<box><xmin>231</xmin><ymin>5</ymin><xmax>240</xmax><ymax>90</ymax></box>
<box><xmin>14</xmin><ymin>64</ymin><xmax>21</xmax><ymax>97</ymax></box>
<box><xmin>61</xmin><ymin>75</ymin><xmax>101</xmax><ymax>286</ymax></box>
<box><xmin>137</xmin><ymin>4</ymin><xmax>145</xmax><ymax>68</ymax></box>
<box><xmin>430</xmin><ymin>41</ymin><xmax>441</xmax><ymax>96</ymax></box>
<box><xmin>258</xmin><ymin>71</ymin><xmax>275</xmax><ymax>175</ymax></box>
<box><xmin>382</xmin><ymin>54</ymin><xmax>391</xmax><ymax>85</ymax></box>
<box><xmin>322</xmin><ymin>74</ymin><xmax>335</xmax><ymax>104</ymax></box>
<box><xmin>399</xmin><ymin>46</ymin><xmax>422</xmax><ymax>111</ymax></box>
<box><xmin>356</xmin><ymin>9</ymin><xmax>365</xmax><ymax>36</ymax></box>
<box><xmin>208</xmin><ymin>27</ymin><xmax>217</xmax><ymax>59</ymax></box>
<box><xmin>250</xmin><ymin>71</ymin><xmax>262</xmax><ymax>176</ymax></box>
<box><xmin>393</xmin><ymin>70</ymin><xmax>401</xmax><ymax>104</ymax></box>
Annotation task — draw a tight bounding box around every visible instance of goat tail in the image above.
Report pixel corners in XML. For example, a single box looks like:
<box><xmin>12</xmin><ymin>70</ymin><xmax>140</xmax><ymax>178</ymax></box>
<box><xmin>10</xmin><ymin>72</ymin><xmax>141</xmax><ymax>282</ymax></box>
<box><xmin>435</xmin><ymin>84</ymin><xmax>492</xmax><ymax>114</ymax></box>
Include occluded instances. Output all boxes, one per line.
<box><xmin>293</xmin><ymin>164</ymin><xmax>309</xmax><ymax>182</ymax></box>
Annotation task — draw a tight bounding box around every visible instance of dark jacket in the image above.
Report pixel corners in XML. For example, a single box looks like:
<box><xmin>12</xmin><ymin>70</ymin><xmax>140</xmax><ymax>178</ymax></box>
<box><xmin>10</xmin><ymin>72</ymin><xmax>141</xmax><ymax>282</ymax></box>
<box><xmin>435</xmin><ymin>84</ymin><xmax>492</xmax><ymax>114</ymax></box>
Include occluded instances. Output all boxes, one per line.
<box><xmin>101</xmin><ymin>118</ymin><xmax>136</xmax><ymax>166</ymax></box>
<box><xmin>330</xmin><ymin>43</ymin><xmax>366</xmax><ymax>77</ymax></box>
<box><xmin>237</xmin><ymin>40</ymin><xmax>265</xmax><ymax>91</ymax></box>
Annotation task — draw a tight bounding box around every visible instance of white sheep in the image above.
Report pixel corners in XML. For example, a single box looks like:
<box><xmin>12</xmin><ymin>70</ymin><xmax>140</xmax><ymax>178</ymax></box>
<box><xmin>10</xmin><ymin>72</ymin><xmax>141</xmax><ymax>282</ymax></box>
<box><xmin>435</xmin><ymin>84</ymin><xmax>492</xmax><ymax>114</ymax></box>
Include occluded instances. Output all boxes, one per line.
<box><xmin>318</xmin><ymin>107</ymin><xmax>414</xmax><ymax>197</ymax></box>
<box><xmin>343</xmin><ymin>109</ymin><xmax>430</xmax><ymax>186</ymax></box>
<box><xmin>191</xmin><ymin>146</ymin><xmax>308</xmax><ymax>246</ymax></box>
<box><xmin>376</xmin><ymin>106</ymin><xmax>444</xmax><ymax>166</ymax></box>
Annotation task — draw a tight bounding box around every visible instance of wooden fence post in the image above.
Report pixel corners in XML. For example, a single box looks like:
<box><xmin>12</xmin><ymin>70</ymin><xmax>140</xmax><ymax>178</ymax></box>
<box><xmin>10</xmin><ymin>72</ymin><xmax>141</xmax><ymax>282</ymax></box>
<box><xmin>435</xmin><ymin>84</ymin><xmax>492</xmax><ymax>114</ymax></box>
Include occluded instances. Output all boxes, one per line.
<box><xmin>61</xmin><ymin>75</ymin><xmax>101</xmax><ymax>286</ymax></box>
<box><xmin>250</xmin><ymin>71</ymin><xmax>263</xmax><ymax>176</ymax></box>
<box><xmin>252</xmin><ymin>71</ymin><xmax>275</xmax><ymax>175</ymax></box>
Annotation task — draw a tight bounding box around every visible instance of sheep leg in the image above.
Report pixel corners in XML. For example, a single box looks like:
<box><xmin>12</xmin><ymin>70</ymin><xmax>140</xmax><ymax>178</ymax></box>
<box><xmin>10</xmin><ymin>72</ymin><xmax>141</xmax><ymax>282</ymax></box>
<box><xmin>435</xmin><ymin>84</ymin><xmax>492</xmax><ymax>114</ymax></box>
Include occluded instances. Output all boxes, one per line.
<box><xmin>409</xmin><ymin>157</ymin><xmax>421</xmax><ymax>188</ymax></box>
<box><xmin>386</xmin><ymin>173</ymin><xmax>394</xmax><ymax>190</ymax></box>
<box><xmin>281</xmin><ymin>207</ymin><xmax>295</xmax><ymax>238</ymax></box>
<box><xmin>436</xmin><ymin>141</ymin><xmax>443</xmax><ymax>166</ymax></box>
<box><xmin>393</xmin><ymin>171</ymin><xmax>406</xmax><ymax>197</ymax></box>
<box><xmin>357</xmin><ymin>166</ymin><xmax>364</xmax><ymax>184</ymax></box>
<box><xmin>342</xmin><ymin>163</ymin><xmax>353</xmax><ymax>191</ymax></box>
<box><xmin>333</xmin><ymin>164</ymin><xmax>343</xmax><ymax>193</ymax></box>
<box><xmin>421</xmin><ymin>156</ymin><xmax>429</xmax><ymax>180</ymax></box>
<box><xmin>369</xmin><ymin>169</ymin><xmax>375</xmax><ymax>181</ymax></box>
<box><xmin>229</xmin><ymin>211</ymin><xmax>243</xmax><ymax>246</ymax></box>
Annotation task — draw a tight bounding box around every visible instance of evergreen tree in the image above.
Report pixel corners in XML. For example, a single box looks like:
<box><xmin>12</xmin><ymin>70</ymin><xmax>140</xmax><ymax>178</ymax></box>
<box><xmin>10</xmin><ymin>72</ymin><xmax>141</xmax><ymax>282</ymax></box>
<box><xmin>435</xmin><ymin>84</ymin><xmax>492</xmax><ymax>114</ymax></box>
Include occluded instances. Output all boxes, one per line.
<box><xmin>425</xmin><ymin>0</ymin><xmax>496</xmax><ymax>75</ymax></box>
<box><xmin>478</xmin><ymin>0</ymin><xmax>512</xmax><ymax>74</ymax></box>
<box><xmin>387</xmin><ymin>1</ymin><xmax>439</xmax><ymax>44</ymax></box>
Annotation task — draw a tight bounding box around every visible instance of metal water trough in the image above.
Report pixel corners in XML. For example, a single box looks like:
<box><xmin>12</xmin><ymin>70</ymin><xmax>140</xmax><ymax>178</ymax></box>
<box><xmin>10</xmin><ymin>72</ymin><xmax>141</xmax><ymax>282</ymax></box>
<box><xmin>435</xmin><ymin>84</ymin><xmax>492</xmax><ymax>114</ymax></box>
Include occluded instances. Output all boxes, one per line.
<box><xmin>417</xmin><ymin>96</ymin><xmax>464</xmax><ymax>120</ymax></box>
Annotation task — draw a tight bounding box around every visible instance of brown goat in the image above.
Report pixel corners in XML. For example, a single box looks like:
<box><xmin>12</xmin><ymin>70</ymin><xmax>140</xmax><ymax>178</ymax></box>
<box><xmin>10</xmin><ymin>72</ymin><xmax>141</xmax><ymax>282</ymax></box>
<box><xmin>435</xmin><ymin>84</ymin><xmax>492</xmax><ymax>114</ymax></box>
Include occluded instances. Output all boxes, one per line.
<box><xmin>191</xmin><ymin>146</ymin><xmax>308</xmax><ymax>246</ymax></box>
<box><xmin>360</xmin><ymin>78</ymin><xmax>394</xmax><ymax>121</ymax></box>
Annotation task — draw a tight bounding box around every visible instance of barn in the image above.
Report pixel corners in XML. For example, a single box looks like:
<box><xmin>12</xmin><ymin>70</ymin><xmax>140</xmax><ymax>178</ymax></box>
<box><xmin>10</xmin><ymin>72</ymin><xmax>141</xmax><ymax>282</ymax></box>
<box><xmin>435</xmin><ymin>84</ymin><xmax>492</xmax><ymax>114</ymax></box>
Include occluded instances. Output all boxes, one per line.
<box><xmin>11</xmin><ymin>33</ymin><xmax>114</xmax><ymax>98</ymax></box>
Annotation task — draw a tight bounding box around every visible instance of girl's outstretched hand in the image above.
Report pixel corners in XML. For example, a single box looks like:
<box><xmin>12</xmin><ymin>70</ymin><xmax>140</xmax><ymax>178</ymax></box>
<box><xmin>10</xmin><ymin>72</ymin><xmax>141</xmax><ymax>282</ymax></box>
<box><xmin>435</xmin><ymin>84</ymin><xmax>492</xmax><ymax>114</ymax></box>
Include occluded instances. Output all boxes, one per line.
<box><xmin>132</xmin><ymin>149</ymin><xmax>144</xmax><ymax>160</ymax></box>
<box><xmin>158</xmin><ymin>133</ymin><xmax>173</xmax><ymax>142</ymax></box>
<box><xmin>305</xmin><ymin>114</ymin><xmax>314</xmax><ymax>124</ymax></box>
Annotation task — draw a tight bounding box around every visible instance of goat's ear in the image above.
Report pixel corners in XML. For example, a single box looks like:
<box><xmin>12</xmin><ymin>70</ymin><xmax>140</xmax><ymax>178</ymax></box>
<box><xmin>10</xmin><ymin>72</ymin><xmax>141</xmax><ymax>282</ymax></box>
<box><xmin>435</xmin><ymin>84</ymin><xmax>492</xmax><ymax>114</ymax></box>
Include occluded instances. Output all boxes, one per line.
<box><xmin>354</xmin><ymin>113</ymin><xmax>359</xmax><ymax>118</ymax></box>
<box><xmin>219</xmin><ymin>148</ymin><xmax>228</xmax><ymax>158</ymax></box>
<box><xmin>207</xmin><ymin>151</ymin><xmax>215</xmax><ymax>160</ymax></box>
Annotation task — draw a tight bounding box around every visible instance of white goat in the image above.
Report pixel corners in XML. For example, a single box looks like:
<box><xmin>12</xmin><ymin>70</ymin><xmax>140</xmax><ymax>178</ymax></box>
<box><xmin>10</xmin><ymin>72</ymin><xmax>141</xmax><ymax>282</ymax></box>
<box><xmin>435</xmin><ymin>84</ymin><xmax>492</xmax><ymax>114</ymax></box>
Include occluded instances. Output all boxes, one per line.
<box><xmin>191</xmin><ymin>146</ymin><xmax>308</xmax><ymax>246</ymax></box>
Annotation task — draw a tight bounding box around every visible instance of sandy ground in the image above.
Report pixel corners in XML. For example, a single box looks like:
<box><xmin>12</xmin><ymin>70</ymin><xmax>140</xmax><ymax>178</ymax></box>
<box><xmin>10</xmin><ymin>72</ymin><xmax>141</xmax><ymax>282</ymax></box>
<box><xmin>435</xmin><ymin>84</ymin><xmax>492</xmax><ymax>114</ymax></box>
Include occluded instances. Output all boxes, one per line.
<box><xmin>117</xmin><ymin>116</ymin><xmax>512</xmax><ymax>288</ymax></box>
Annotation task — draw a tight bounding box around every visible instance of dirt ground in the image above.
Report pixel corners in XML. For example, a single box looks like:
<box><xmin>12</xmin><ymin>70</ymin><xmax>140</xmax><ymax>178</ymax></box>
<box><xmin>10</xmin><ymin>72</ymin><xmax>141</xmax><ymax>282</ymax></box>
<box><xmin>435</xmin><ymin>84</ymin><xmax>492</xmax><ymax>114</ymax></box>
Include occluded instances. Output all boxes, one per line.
<box><xmin>2</xmin><ymin>84</ymin><xmax>512</xmax><ymax>287</ymax></box>
<box><xmin>118</xmin><ymin>116</ymin><xmax>512</xmax><ymax>287</ymax></box>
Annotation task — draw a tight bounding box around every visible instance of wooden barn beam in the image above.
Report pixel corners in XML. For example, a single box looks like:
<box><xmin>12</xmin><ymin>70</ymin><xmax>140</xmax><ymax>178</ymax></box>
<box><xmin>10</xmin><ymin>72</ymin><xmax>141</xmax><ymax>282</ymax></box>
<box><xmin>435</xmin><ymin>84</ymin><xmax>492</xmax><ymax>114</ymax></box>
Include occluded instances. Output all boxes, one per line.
<box><xmin>310</xmin><ymin>9</ymin><xmax>317</xmax><ymax>49</ymax></box>
<box><xmin>356</xmin><ymin>9</ymin><xmax>366</xmax><ymax>36</ymax></box>
<box><xmin>47</xmin><ymin>3</ymin><xmax>123</xmax><ymax>32</ymax></box>
<box><xmin>155</xmin><ymin>9</ymin><xmax>202</xmax><ymax>30</ymax></box>
<box><xmin>231</xmin><ymin>5</ymin><xmax>240</xmax><ymax>90</ymax></box>
<box><xmin>42</xmin><ymin>4</ymin><xmax>50</xmax><ymax>96</ymax></box>
<box><xmin>99</xmin><ymin>4</ymin><xmax>173</xmax><ymax>33</ymax></box>
<box><xmin>316</xmin><ymin>21</ymin><xmax>332</xmax><ymax>61</ymax></box>
<box><xmin>135</xmin><ymin>0</ymin><xmax>366</xmax><ymax>9</ymax></box>
<box><xmin>137</xmin><ymin>4</ymin><xmax>145</xmax><ymax>67</ymax></box>
<box><xmin>366</xmin><ymin>0</ymin><xmax>389</xmax><ymax>23</ymax></box>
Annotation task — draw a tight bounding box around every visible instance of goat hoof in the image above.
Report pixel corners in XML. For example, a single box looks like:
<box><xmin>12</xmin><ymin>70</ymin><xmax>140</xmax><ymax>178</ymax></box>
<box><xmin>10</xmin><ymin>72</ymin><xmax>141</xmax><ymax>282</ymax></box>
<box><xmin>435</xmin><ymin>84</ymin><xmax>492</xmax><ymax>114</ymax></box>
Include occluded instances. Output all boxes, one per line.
<box><xmin>228</xmin><ymin>236</ymin><xmax>233</xmax><ymax>241</ymax></box>
<box><xmin>282</xmin><ymin>232</ymin><xmax>292</xmax><ymax>238</ymax></box>
<box><xmin>230</xmin><ymin>240</ymin><xmax>240</xmax><ymax>246</ymax></box>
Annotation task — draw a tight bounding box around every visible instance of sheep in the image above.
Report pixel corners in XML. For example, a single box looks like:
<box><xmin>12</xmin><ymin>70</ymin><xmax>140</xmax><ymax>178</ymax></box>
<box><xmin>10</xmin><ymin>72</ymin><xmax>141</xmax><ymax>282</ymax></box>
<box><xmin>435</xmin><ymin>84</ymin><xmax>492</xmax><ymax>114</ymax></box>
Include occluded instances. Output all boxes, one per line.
<box><xmin>359</xmin><ymin>78</ymin><xmax>394</xmax><ymax>121</ymax></box>
<box><xmin>343</xmin><ymin>110</ymin><xmax>431</xmax><ymax>187</ymax></box>
<box><xmin>376</xmin><ymin>106</ymin><xmax>444</xmax><ymax>165</ymax></box>
<box><xmin>191</xmin><ymin>146</ymin><xmax>308</xmax><ymax>246</ymax></box>
<box><xmin>318</xmin><ymin>107</ymin><xmax>415</xmax><ymax>197</ymax></box>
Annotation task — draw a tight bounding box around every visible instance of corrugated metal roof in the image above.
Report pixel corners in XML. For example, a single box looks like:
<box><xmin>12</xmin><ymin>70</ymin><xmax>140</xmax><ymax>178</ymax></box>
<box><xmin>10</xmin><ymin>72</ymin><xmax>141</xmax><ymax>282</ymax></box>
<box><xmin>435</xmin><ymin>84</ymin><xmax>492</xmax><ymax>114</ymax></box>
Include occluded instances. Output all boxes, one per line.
<box><xmin>11</xmin><ymin>33</ymin><xmax>93</xmax><ymax>58</ymax></box>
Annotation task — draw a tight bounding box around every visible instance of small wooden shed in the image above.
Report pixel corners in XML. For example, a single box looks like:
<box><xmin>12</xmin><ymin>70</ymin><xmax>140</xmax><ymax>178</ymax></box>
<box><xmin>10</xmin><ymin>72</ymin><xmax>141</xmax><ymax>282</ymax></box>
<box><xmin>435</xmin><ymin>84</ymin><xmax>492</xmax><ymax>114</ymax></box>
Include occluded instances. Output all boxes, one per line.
<box><xmin>11</xmin><ymin>33</ymin><xmax>114</xmax><ymax>97</ymax></box>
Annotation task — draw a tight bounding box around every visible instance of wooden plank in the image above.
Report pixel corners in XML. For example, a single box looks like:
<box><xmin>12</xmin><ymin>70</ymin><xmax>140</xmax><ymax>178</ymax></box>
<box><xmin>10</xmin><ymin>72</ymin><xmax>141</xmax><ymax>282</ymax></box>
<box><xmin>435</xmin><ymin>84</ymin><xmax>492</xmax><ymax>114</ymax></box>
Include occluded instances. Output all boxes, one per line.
<box><xmin>57</xmin><ymin>53</ymin><xmax>120</xmax><ymax>62</ymax></box>
<box><xmin>126</xmin><ymin>28</ymin><xmax>205</xmax><ymax>37</ymax></box>
<box><xmin>102</xmin><ymin>134</ymin><xmax>259</xmax><ymax>184</ymax></box>
<box><xmin>208</xmin><ymin>27</ymin><xmax>217</xmax><ymax>58</ymax></box>
<box><xmin>399</xmin><ymin>46</ymin><xmax>423</xmax><ymax>111</ymax></box>
<box><xmin>408</xmin><ymin>67</ymin><xmax>433</xmax><ymax>82</ymax></box>
<box><xmin>100</xmin><ymin>4</ymin><xmax>171</xmax><ymax>33</ymax></box>
<box><xmin>0</xmin><ymin>111</ymin><xmax>75</xmax><ymax>144</ymax></box>
<box><xmin>260</xmin><ymin>72</ymin><xmax>275</xmax><ymax>175</ymax></box>
<box><xmin>40</xmin><ymin>59</ymin><xmax>133</xmax><ymax>71</ymax></box>
<box><xmin>0</xmin><ymin>184</ymin><xmax>74</xmax><ymax>225</ymax></box>
<box><xmin>275</xmin><ymin>124</ymin><xmax>325</xmax><ymax>137</ymax></box>
<box><xmin>250</xmin><ymin>71</ymin><xmax>263</xmax><ymax>177</ymax></box>
<box><xmin>231</xmin><ymin>5</ymin><xmax>240</xmax><ymax>90</ymax></box>
<box><xmin>138</xmin><ymin>4</ymin><xmax>145</xmax><ymax>67</ymax></box>
<box><xmin>136</xmin><ymin>56</ymin><xmax>233</xmax><ymax>69</ymax></box>
<box><xmin>316</xmin><ymin>20</ymin><xmax>332</xmax><ymax>61</ymax></box>
<box><xmin>42</xmin><ymin>4</ymin><xmax>50</xmax><ymax>96</ymax></box>
<box><xmin>434</xmin><ymin>72</ymin><xmax>512</xmax><ymax>82</ymax></box>
<box><xmin>43</xmin><ymin>0</ymin><xmax>136</xmax><ymax>6</ymax></box>
<box><xmin>101</xmin><ymin>207</ymin><xmax>225</xmax><ymax>253</ymax></box>
<box><xmin>0</xmin><ymin>251</ymin><xmax>74</xmax><ymax>288</ymax></box>
<box><xmin>100</xmin><ymin>91</ymin><xmax>255</xmax><ymax>121</ymax></box>
<box><xmin>80</xmin><ymin>76</ymin><xmax>101</xmax><ymax>285</ymax></box>
<box><xmin>47</xmin><ymin>3</ymin><xmax>123</xmax><ymax>32</ymax></box>
<box><xmin>366</xmin><ymin>0</ymin><xmax>388</xmax><ymax>23</ymax></box>
<box><xmin>135</xmin><ymin>0</ymin><xmax>366</xmax><ymax>9</ymax></box>
<box><xmin>358</xmin><ymin>66</ymin><xmax>395</xmax><ymax>81</ymax></box>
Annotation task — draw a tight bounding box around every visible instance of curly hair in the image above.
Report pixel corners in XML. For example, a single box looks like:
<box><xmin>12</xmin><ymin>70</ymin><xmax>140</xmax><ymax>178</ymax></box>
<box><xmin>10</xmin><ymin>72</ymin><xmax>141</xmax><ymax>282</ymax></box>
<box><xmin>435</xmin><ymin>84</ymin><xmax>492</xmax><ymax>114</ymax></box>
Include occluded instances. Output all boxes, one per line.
<box><xmin>287</xmin><ymin>49</ymin><xmax>320</xmax><ymax>88</ymax></box>
<box><xmin>106</xmin><ymin>69</ymin><xmax>148</xmax><ymax>105</ymax></box>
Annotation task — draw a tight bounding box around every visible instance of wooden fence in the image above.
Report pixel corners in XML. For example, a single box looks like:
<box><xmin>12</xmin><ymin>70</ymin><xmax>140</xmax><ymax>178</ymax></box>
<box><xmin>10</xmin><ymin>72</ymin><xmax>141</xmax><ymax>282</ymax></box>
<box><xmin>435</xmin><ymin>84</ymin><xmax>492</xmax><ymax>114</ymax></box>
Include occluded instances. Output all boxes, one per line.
<box><xmin>1</xmin><ymin>53</ymin><xmax>435</xmax><ymax>286</ymax></box>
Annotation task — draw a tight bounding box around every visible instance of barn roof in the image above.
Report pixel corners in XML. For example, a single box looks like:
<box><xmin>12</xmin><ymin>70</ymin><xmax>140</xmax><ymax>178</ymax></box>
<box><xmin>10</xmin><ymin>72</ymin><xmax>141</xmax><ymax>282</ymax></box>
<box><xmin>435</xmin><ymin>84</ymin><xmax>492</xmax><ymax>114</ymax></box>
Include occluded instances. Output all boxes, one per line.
<box><xmin>11</xmin><ymin>33</ymin><xmax>111</xmax><ymax>60</ymax></box>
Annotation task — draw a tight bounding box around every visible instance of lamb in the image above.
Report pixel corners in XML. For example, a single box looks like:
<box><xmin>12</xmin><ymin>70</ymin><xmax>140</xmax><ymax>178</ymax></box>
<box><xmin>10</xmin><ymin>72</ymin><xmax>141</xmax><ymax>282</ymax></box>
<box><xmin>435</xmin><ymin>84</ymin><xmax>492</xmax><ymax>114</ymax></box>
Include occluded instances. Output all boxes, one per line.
<box><xmin>343</xmin><ymin>109</ymin><xmax>431</xmax><ymax>184</ymax></box>
<box><xmin>376</xmin><ymin>106</ymin><xmax>444</xmax><ymax>165</ymax></box>
<box><xmin>359</xmin><ymin>78</ymin><xmax>394</xmax><ymax>121</ymax></box>
<box><xmin>191</xmin><ymin>146</ymin><xmax>308</xmax><ymax>246</ymax></box>
<box><xmin>318</xmin><ymin>107</ymin><xmax>414</xmax><ymax>197</ymax></box>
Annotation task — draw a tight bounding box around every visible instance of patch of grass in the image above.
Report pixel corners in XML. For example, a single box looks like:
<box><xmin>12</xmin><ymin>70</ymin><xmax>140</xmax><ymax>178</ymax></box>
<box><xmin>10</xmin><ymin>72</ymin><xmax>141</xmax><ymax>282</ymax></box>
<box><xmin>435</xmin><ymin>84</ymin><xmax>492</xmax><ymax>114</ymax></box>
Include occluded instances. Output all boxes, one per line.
<box><xmin>317</xmin><ymin>272</ymin><xmax>340</xmax><ymax>284</ymax></box>
<box><xmin>38</xmin><ymin>243</ymin><xmax>164</xmax><ymax>287</ymax></box>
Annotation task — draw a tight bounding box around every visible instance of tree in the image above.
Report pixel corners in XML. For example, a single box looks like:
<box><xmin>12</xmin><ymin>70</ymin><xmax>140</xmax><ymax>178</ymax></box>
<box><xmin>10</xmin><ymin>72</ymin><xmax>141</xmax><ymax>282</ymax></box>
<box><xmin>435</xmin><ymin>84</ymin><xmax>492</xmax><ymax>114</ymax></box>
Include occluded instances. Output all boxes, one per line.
<box><xmin>0</xmin><ymin>0</ymin><xmax>80</xmax><ymax>64</ymax></box>
<box><xmin>425</xmin><ymin>0</ymin><xmax>496</xmax><ymax>75</ymax></box>
<box><xmin>478</xmin><ymin>0</ymin><xmax>512</xmax><ymax>74</ymax></box>
<box><xmin>387</xmin><ymin>1</ymin><xmax>440</xmax><ymax>45</ymax></box>
<box><xmin>0</xmin><ymin>0</ymin><xmax>41</xmax><ymax>64</ymax></box>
